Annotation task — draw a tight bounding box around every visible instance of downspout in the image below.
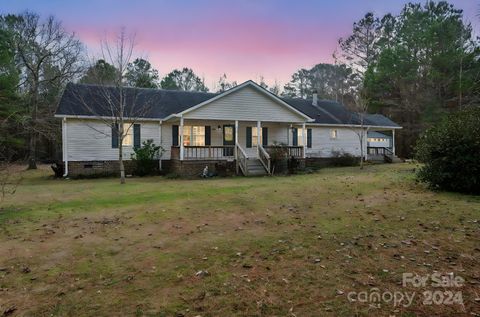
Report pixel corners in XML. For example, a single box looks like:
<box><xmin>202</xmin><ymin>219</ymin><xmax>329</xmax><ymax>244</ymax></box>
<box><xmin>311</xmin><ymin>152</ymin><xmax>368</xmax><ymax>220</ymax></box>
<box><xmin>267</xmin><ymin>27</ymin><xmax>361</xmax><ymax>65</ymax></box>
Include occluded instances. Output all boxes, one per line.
<box><xmin>62</xmin><ymin>117</ymin><xmax>69</xmax><ymax>177</ymax></box>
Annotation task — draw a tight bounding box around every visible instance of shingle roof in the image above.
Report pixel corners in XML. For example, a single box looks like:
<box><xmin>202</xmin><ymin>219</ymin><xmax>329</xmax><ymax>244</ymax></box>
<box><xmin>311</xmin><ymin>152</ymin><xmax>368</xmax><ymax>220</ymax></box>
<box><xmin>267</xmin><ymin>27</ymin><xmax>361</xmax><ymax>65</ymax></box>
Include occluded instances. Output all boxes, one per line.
<box><xmin>56</xmin><ymin>83</ymin><xmax>400</xmax><ymax>128</ymax></box>
<box><xmin>57</xmin><ymin>83</ymin><xmax>218</xmax><ymax>119</ymax></box>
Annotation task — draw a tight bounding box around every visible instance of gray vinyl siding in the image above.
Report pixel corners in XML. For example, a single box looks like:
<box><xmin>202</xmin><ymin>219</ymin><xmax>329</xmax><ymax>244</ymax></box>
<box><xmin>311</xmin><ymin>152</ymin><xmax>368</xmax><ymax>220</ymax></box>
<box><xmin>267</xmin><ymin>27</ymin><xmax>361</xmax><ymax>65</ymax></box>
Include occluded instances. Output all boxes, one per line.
<box><xmin>305</xmin><ymin>127</ymin><xmax>366</xmax><ymax>158</ymax></box>
<box><xmin>65</xmin><ymin>119</ymin><xmax>160</xmax><ymax>161</ymax></box>
<box><xmin>183</xmin><ymin>86</ymin><xmax>306</xmax><ymax>122</ymax></box>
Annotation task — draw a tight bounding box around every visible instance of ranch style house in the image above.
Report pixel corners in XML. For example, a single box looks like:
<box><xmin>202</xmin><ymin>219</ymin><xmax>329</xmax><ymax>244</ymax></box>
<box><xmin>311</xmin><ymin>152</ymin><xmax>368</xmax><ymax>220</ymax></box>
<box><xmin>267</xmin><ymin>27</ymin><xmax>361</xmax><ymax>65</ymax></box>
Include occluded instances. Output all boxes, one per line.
<box><xmin>55</xmin><ymin>80</ymin><xmax>402</xmax><ymax>177</ymax></box>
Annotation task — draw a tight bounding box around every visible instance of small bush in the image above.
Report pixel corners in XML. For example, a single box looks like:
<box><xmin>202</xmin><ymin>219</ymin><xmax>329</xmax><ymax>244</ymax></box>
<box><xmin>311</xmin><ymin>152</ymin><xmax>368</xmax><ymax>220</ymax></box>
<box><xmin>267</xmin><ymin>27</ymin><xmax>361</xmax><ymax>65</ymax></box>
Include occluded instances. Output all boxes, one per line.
<box><xmin>331</xmin><ymin>151</ymin><xmax>359</xmax><ymax>166</ymax></box>
<box><xmin>131</xmin><ymin>139</ymin><xmax>164</xmax><ymax>176</ymax></box>
<box><xmin>415</xmin><ymin>107</ymin><xmax>480</xmax><ymax>194</ymax></box>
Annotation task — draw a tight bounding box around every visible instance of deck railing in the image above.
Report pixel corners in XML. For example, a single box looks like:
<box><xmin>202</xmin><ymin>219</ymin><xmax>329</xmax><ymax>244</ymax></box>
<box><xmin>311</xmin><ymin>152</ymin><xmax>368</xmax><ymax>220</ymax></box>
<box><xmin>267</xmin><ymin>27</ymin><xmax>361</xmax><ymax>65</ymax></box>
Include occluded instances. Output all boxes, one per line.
<box><xmin>171</xmin><ymin>146</ymin><xmax>235</xmax><ymax>160</ymax></box>
<box><xmin>265</xmin><ymin>145</ymin><xmax>303</xmax><ymax>158</ymax></box>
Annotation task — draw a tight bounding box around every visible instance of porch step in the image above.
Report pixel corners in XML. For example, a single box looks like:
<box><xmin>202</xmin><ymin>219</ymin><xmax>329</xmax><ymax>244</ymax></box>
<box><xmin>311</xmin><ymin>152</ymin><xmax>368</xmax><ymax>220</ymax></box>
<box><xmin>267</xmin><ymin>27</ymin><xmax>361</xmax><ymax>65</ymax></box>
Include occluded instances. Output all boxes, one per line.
<box><xmin>245</xmin><ymin>159</ymin><xmax>268</xmax><ymax>176</ymax></box>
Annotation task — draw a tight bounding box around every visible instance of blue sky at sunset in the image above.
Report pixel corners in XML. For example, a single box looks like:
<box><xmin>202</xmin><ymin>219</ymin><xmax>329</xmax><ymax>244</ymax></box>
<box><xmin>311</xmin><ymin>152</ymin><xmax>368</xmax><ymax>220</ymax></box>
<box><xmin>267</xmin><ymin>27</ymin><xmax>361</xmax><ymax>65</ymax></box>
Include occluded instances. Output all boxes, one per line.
<box><xmin>2</xmin><ymin>0</ymin><xmax>478</xmax><ymax>89</ymax></box>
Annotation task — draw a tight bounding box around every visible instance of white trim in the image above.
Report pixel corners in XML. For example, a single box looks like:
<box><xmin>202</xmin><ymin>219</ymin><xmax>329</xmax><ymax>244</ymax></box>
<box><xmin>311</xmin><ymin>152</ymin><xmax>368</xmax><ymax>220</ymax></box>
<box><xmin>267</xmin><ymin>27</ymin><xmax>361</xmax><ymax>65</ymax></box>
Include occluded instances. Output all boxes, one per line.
<box><xmin>302</xmin><ymin>122</ymin><xmax>306</xmax><ymax>158</ymax></box>
<box><xmin>159</xmin><ymin>120</ymin><xmax>163</xmax><ymax>170</ymax></box>
<box><xmin>54</xmin><ymin>114</ymin><xmax>161</xmax><ymax>122</ymax></box>
<box><xmin>306</xmin><ymin>123</ymin><xmax>402</xmax><ymax>129</ymax></box>
<box><xmin>62</xmin><ymin>117</ymin><xmax>68</xmax><ymax>177</ymax></box>
<box><xmin>392</xmin><ymin>129</ymin><xmax>396</xmax><ymax>155</ymax></box>
<box><xmin>176</xmin><ymin>81</ymin><xmax>314</xmax><ymax>122</ymax></box>
<box><xmin>179</xmin><ymin>116</ymin><xmax>184</xmax><ymax>160</ymax></box>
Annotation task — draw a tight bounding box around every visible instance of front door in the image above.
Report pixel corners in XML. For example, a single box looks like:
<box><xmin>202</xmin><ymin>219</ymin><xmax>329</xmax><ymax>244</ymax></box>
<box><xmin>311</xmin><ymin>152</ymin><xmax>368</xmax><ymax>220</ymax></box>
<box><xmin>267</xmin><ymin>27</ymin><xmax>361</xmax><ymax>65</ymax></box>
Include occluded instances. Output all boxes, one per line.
<box><xmin>223</xmin><ymin>124</ymin><xmax>235</xmax><ymax>156</ymax></box>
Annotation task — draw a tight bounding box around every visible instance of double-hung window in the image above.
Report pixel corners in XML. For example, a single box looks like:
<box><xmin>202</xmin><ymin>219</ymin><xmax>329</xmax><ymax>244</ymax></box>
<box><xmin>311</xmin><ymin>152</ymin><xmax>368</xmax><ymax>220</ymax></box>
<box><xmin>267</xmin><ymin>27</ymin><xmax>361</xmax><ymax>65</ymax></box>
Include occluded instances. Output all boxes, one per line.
<box><xmin>183</xmin><ymin>126</ymin><xmax>205</xmax><ymax>146</ymax></box>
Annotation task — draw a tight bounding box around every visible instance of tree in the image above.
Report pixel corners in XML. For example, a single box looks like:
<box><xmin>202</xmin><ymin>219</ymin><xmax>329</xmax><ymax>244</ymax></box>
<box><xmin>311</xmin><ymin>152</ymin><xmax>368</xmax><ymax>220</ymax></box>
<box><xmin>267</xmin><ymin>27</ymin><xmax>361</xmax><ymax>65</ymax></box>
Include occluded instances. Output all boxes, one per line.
<box><xmin>258</xmin><ymin>75</ymin><xmax>269</xmax><ymax>89</ymax></box>
<box><xmin>338</xmin><ymin>12</ymin><xmax>381</xmax><ymax>79</ymax></box>
<box><xmin>282</xmin><ymin>64</ymin><xmax>357</xmax><ymax>103</ymax></box>
<box><xmin>125</xmin><ymin>58</ymin><xmax>159</xmax><ymax>88</ymax></box>
<box><xmin>269</xmin><ymin>80</ymin><xmax>281</xmax><ymax>95</ymax></box>
<box><xmin>70</xmin><ymin>29</ymin><xmax>153</xmax><ymax>184</ymax></box>
<box><xmin>415</xmin><ymin>106</ymin><xmax>480</xmax><ymax>194</ymax></box>
<box><xmin>215</xmin><ymin>73</ymin><xmax>237</xmax><ymax>92</ymax></box>
<box><xmin>0</xmin><ymin>26</ymin><xmax>21</xmax><ymax>161</ymax></box>
<box><xmin>282</xmin><ymin>69</ymin><xmax>311</xmax><ymax>98</ymax></box>
<box><xmin>1</xmin><ymin>12</ymin><xmax>83</xmax><ymax>169</ymax></box>
<box><xmin>160</xmin><ymin>68</ymin><xmax>209</xmax><ymax>92</ymax></box>
<box><xmin>80</xmin><ymin>59</ymin><xmax>118</xmax><ymax>85</ymax></box>
<box><xmin>349</xmin><ymin>92</ymin><xmax>369</xmax><ymax>169</ymax></box>
<box><xmin>360</xmin><ymin>1</ymin><xmax>480</xmax><ymax>157</ymax></box>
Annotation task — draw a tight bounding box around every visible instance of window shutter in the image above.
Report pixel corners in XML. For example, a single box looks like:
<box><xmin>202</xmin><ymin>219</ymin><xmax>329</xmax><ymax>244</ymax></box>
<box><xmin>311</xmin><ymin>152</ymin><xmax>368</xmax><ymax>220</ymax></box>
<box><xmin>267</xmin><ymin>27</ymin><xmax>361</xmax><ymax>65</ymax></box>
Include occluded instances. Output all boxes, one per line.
<box><xmin>204</xmin><ymin>126</ymin><xmax>211</xmax><ymax>146</ymax></box>
<box><xmin>262</xmin><ymin>127</ymin><xmax>268</xmax><ymax>146</ymax></box>
<box><xmin>133</xmin><ymin>124</ymin><xmax>141</xmax><ymax>148</ymax></box>
<box><xmin>112</xmin><ymin>123</ymin><xmax>119</xmax><ymax>148</ymax></box>
<box><xmin>307</xmin><ymin>128</ymin><xmax>312</xmax><ymax>148</ymax></box>
<box><xmin>292</xmin><ymin>128</ymin><xmax>298</xmax><ymax>146</ymax></box>
<box><xmin>172</xmin><ymin>125</ymin><xmax>179</xmax><ymax>146</ymax></box>
<box><xmin>246</xmin><ymin>127</ymin><xmax>252</xmax><ymax>148</ymax></box>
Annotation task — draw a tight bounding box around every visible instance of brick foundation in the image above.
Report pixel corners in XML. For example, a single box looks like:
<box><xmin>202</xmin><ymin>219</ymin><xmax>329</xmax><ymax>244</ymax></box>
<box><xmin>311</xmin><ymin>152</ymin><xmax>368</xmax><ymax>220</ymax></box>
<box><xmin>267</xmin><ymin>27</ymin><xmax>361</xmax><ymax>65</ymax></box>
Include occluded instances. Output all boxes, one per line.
<box><xmin>67</xmin><ymin>160</ymin><xmax>140</xmax><ymax>177</ymax></box>
<box><xmin>169</xmin><ymin>160</ymin><xmax>236</xmax><ymax>178</ymax></box>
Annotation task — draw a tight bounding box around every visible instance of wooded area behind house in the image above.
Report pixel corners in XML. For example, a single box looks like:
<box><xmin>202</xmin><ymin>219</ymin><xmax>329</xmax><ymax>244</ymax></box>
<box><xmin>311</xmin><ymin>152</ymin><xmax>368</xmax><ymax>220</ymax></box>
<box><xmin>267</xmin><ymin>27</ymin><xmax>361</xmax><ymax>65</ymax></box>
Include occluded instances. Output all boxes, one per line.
<box><xmin>0</xmin><ymin>1</ymin><xmax>479</xmax><ymax>165</ymax></box>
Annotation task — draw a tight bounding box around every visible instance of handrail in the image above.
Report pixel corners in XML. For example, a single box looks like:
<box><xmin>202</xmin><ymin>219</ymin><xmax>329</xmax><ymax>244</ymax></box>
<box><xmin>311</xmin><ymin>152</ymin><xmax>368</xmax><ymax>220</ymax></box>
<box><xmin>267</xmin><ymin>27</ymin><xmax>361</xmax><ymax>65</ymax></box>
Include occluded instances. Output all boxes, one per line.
<box><xmin>258</xmin><ymin>145</ymin><xmax>271</xmax><ymax>175</ymax></box>
<box><xmin>383</xmin><ymin>147</ymin><xmax>393</xmax><ymax>155</ymax></box>
<box><xmin>235</xmin><ymin>143</ymin><xmax>248</xmax><ymax>176</ymax></box>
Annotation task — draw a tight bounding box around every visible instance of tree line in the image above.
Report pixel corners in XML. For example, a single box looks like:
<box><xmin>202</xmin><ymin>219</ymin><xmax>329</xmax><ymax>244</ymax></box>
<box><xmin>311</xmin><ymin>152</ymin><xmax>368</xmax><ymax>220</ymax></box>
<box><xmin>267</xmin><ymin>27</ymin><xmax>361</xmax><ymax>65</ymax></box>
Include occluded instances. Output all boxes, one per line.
<box><xmin>281</xmin><ymin>2</ymin><xmax>480</xmax><ymax>157</ymax></box>
<box><xmin>1</xmin><ymin>1</ymin><xmax>479</xmax><ymax>167</ymax></box>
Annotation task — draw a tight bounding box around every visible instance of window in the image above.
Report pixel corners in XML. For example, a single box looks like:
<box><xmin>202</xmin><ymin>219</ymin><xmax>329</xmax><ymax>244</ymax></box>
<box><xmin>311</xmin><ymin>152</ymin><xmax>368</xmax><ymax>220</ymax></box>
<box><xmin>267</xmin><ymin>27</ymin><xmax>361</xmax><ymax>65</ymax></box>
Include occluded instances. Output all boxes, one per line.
<box><xmin>330</xmin><ymin>129</ymin><xmax>338</xmax><ymax>139</ymax></box>
<box><xmin>183</xmin><ymin>126</ymin><xmax>205</xmax><ymax>146</ymax></box>
<box><xmin>123</xmin><ymin>123</ymin><xmax>133</xmax><ymax>146</ymax></box>
<box><xmin>252</xmin><ymin>127</ymin><xmax>261</xmax><ymax>146</ymax></box>
<box><xmin>297</xmin><ymin>128</ymin><xmax>304</xmax><ymax>146</ymax></box>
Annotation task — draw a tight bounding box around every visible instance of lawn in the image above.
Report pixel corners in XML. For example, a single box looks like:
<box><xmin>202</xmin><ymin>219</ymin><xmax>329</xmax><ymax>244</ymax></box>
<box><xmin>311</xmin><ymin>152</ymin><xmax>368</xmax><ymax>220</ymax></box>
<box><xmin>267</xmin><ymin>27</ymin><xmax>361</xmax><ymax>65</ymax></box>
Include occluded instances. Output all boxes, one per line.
<box><xmin>0</xmin><ymin>164</ymin><xmax>478</xmax><ymax>316</ymax></box>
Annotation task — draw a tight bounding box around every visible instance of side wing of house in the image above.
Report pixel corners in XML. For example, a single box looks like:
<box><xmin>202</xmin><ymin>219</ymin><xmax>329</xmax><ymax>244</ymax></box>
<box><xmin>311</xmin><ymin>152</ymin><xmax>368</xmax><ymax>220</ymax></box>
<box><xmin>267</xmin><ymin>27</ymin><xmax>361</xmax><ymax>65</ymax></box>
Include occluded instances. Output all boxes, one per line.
<box><xmin>64</xmin><ymin>119</ymin><xmax>160</xmax><ymax>161</ymax></box>
<box><xmin>305</xmin><ymin>126</ymin><xmax>367</xmax><ymax>158</ymax></box>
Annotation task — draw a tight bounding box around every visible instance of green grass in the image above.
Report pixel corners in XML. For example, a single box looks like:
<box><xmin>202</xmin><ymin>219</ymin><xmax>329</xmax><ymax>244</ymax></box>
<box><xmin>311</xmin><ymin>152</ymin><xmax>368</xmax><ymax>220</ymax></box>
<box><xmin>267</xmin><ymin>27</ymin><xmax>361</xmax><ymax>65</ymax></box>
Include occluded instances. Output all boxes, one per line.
<box><xmin>0</xmin><ymin>163</ymin><xmax>479</xmax><ymax>316</ymax></box>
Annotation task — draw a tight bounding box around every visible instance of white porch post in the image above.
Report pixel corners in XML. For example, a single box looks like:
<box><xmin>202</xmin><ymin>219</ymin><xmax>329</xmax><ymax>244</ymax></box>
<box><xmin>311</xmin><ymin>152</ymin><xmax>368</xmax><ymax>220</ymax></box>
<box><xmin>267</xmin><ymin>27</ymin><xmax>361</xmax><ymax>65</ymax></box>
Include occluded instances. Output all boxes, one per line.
<box><xmin>235</xmin><ymin>120</ymin><xmax>239</xmax><ymax>174</ymax></box>
<box><xmin>257</xmin><ymin>120</ymin><xmax>261</xmax><ymax>150</ymax></box>
<box><xmin>302</xmin><ymin>122</ymin><xmax>306</xmax><ymax>158</ymax></box>
<box><xmin>62</xmin><ymin>117</ymin><xmax>68</xmax><ymax>177</ymax></box>
<box><xmin>179</xmin><ymin>116</ymin><xmax>184</xmax><ymax>160</ymax></box>
<box><xmin>392</xmin><ymin>129</ymin><xmax>396</xmax><ymax>155</ymax></box>
<box><xmin>158</xmin><ymin>120</ymin><xmax>162</xmax><ymax>170</ymax></box>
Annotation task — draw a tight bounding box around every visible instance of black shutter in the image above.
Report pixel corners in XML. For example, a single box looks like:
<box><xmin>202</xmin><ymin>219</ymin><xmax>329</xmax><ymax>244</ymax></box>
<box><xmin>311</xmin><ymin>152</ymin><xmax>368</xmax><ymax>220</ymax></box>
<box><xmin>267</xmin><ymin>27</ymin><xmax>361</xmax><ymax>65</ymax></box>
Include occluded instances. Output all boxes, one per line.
<box><xmin>262</xmin><ymin>127</ymin><xmax>268</xmax><ymax>146</ymax></box>
<box><xmin>172</xmin><ymin>125</ymin><xmax>179</xmax><ymax>146</ymax></box>
<box><xmin>133</xmin><ymin>124</ymin><xmax>141</xmax><ymax>148</ymax></box>
<box><xmin>205</xmin><ymin>126</ymin><xmax>211</xmax><ymax>146</ymax></box>
<box><xmin>292</xmin><ymin>128</ymin><xmax>298</xmax><ymax>146</ymax></box>
<box><xmin>246</xmin><ymin>127</ymin><xmax>252</xmax><ymax>148</ymax></box>
<box><xmin>307</xmin><ymin>128</ymin><xmax>312</xmax><ymax>148</ymax></box>
<box><xmin>112</xmin><ymin>123</ymin><xmax>118</xmax><ymax>148</ymax></box>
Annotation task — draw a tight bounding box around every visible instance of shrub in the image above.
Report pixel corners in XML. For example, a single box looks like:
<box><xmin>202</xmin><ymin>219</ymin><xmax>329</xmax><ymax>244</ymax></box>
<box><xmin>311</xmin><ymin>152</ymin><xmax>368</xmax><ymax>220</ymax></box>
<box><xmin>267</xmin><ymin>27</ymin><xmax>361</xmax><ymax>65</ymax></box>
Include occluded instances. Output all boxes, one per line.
<box><xmin>267</xmin><ymin>142</ymin><xmax>289</xmax><ymax>174</ymax></box>
<box><xmin>415</xmin><ymin>107</ymin><xmax>480</xmax><ymax>194</ymax></box>
<box><xmin>131</xmin><ymin>139</ymin><xmax>164</xmax><ymax>176</ymax></box>
<box><xmin>331</xmin><ymin>150</ymin><xmax>359</xmax><ymax>167</ymax></box>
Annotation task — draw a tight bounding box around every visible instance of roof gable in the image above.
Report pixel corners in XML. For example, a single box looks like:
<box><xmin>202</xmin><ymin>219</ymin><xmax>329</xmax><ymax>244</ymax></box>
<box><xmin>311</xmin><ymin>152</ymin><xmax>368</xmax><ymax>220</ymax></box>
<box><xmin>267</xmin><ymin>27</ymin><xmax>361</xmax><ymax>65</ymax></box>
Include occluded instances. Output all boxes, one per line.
<box><xmin>179</xmin><ymin>81</ymin><xmax>312</xmax><ymax>122</ymax></box>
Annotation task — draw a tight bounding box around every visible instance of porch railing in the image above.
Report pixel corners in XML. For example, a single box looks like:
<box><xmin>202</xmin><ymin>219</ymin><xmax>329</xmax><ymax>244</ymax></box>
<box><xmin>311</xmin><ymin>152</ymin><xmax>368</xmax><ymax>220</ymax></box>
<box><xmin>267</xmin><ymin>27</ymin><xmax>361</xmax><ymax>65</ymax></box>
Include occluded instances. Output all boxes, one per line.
<box><xmin>265</xmin><ymin>145</ymin><xmax>304</xmax><ymax>158</ymax></box>
<box><xmin>171</xmin><ymin>146</ymin><xmax>235</xmax><ymax>160</ymax></box>
<box><xmin>367</xmin><ymin>146</ymin><xmax>394</xmax><ymax>163</ymax></box>
<box><xmin>236</xmin><ymin>143</ymin><xmax>248</xmax><ymax>175</ymax></box>
<box><xmin>258</xmin><ymin>145</ymin><xmax>271</xmax><ymax>174</ymax></box>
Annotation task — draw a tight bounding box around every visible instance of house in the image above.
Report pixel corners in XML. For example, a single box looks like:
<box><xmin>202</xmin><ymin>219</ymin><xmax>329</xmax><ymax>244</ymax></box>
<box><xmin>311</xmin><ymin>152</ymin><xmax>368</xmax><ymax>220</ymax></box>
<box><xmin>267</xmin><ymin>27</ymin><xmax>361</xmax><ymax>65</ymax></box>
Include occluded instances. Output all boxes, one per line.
<box><xmin>55</xmin><ymin>80</ymin><xmax>402</xmax><ymax>177</ymax></box>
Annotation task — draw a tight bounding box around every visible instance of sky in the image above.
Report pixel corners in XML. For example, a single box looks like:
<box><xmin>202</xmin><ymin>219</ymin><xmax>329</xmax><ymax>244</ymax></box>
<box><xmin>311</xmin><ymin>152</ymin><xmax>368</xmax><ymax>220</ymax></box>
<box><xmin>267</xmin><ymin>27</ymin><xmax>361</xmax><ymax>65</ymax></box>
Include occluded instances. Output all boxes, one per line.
<box><xmin>1</xmin><ymin>0</ymin><xmax>478</xmax><ymax>90</ymax></box>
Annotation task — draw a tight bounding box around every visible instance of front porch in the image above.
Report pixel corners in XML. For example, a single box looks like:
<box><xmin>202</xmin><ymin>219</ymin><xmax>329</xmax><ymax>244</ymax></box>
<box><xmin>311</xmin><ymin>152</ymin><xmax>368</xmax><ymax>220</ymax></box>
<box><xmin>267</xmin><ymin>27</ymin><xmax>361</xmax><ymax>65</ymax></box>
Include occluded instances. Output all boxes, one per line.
<box><xmin>168</xmin><ymin>119</ymin><xmax>307</xmax><ymax>176</ymax></box>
